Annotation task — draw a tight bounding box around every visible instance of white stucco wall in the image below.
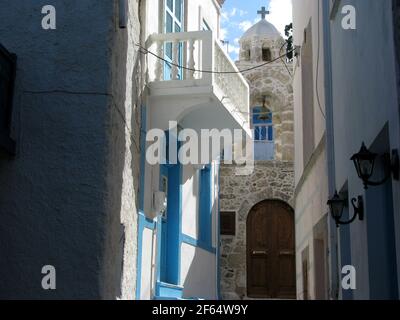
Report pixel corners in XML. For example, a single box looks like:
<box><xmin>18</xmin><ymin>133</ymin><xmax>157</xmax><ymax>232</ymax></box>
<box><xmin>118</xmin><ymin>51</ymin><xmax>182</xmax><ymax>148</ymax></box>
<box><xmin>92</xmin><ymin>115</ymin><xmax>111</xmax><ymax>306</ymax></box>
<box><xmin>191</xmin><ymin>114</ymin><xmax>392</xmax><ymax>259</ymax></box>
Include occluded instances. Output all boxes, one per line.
<box><xmin>292</xmin><ymin>0</ymin><xmax>327</xmax><ymax>185</ymax></box>
<box><xmin>181</xmin><ymin>243</ymin><xmax>217</xmax><ymax>299</ymax></box>
<box><xmin>186</xmin><ymin>0</ymin><xmax>221</xmax><ymax>36</ymax></box>
<box><xmin>329</xmin><ymin>0</ymin><xmax>400</xmax><ymax>299</ymax></box>
<box><xmin>292</xmin><ymin>0</ymin><xmax>330</xmax><ymax>300</ymax></box>
<box><xmin>139</xmin><ymin>227</ymin><xmax>157</xmax><ymax>300</ymax></box>
<box><xmin>137</xmin><ymin>0</ymin><xmax>222</xmax><ymax>299</ymax></box>
<box><xmin>294</xmin><ymin>144</ymin><xmax>329</xmax><ymax>299</ymax></box>
<box><xmin>182</xmin><ymin>164</ymin><xmax>200</xmax><ymax>238</ymax></box>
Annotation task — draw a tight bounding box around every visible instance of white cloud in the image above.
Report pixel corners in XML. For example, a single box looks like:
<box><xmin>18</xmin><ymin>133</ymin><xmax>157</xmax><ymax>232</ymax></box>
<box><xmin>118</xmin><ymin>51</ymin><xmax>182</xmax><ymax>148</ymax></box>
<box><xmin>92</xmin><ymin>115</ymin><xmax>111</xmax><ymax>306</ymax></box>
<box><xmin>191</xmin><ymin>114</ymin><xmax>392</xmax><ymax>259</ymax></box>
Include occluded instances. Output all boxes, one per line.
<box><xmin>221</xmin><ymin>10</ymin><xmax>229</xmax><ymax>22</ymax></box>
<box><xmin>220</xmin><ymin>27</ymin><xmax>228</xmax><ymax>40</ymax></box>
<box><xmin>268</xmin><ymin>0</ymin><xmax>292</xmax><ymax>36</ymax></box>
<box><xmin>239</xmin><ymin>9</ymin><xmax>248</xmax><ymax>17</ymax></box>
<box><xmin>228</xmin><ymin>45</ymin><xmax>240</xmax><ymax>55</ymax></box>
<box><xmin>228</xmin><ymin>44</ymin><xmax>240</xmax><ymax>61</ymax></box>
<box><xmin>238</xmin><ymin>20</ymin><xmax>253</xmax><ymax>32</ymax></box>
<box><xmin>222</xmin><ymin>7</ymin><xmax>240</xmax><ymax>21</ymax></box>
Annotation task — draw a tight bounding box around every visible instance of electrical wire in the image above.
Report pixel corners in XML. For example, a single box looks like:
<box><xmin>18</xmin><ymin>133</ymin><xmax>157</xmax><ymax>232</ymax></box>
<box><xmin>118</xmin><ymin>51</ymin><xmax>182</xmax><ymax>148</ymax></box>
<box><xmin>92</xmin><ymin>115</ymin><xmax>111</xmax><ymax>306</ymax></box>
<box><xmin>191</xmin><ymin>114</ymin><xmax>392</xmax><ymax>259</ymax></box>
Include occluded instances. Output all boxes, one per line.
<box><xmin>136</xmin><ymin>43</ymin><xmax>295</xmax><ymax>75</ymax></box>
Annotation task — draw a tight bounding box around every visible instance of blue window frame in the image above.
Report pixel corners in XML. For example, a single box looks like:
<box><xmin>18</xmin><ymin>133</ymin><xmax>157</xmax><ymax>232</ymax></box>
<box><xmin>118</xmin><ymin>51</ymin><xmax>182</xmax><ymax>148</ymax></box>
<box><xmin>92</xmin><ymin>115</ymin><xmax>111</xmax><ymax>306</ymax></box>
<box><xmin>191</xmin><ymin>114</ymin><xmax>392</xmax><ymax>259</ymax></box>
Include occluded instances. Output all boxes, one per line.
<box><xmin>202</xmin><ymin>19</ymin><xmax>211</xmax><ymax>31</ymax></box>
<box><xmin>164</xmin><ymin>0</ymin><xmax>183</xmax><ymax>80</ymax></box>
<box><xmin>252</xmin><ymin>107</ymin><xmax>273</xmax><ymax>142</ymax></box>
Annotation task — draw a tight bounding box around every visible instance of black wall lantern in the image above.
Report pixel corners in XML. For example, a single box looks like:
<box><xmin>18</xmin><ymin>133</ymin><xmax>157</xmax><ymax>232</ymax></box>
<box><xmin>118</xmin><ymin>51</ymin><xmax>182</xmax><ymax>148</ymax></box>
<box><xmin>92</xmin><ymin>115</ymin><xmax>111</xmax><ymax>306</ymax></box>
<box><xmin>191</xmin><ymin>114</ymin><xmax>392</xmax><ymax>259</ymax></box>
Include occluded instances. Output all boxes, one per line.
<box><xmin>351</xmin><ymin>142</ymin><xmax>399</xmax><ymax>189</ymax></box>
<box><xmin>327</xmin><ymin>191</ymin><xmax>364</xmax><ymax>227</ymax></box>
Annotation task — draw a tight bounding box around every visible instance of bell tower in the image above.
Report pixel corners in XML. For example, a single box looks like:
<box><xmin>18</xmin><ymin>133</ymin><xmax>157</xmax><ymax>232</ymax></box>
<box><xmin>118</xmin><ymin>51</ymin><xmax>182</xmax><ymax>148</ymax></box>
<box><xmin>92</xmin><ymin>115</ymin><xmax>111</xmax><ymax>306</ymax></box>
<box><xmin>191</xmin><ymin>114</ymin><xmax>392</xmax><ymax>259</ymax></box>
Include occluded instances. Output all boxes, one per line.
<box><xmin>236</xmin><ymin>10</ymin><xmax>294</xmax><ymax>161</ymax></box>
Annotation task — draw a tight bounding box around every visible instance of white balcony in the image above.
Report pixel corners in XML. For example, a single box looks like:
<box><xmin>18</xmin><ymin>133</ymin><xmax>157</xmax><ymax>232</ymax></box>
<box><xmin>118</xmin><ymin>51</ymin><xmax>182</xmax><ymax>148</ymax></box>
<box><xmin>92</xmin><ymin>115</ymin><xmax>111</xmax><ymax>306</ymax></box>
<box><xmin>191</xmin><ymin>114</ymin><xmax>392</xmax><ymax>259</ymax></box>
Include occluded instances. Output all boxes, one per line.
<box><xmin>145</xmin><ymin>31</ymin><xmax>250</xmax><ymax>136</ymax></box>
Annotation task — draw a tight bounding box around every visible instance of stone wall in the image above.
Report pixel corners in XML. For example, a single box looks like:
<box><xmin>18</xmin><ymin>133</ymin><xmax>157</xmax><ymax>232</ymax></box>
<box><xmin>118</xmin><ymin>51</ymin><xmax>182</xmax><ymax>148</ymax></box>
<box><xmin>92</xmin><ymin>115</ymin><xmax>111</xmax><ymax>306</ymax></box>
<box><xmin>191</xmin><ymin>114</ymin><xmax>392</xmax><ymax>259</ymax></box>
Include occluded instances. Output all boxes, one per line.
<box><xmin>219</xmin><ymin>161</ymin><xmax>294</xmax><ymax>300</ymax></box>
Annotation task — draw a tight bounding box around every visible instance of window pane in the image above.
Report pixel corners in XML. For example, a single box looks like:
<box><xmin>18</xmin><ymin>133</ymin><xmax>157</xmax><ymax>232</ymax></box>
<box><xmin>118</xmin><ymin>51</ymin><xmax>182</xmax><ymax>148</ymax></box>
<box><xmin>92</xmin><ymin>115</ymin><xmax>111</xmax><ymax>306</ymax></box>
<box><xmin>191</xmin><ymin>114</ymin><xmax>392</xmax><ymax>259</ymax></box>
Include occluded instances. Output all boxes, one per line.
<box><xmin>175</xmin><ymin>0</ymin><xmax>182</xmax><ymax>21</ymax></box>
<box><xmin>268</xmin><ymin>126</ymin><xmax>274</xmax><ymax>141</ymax></box>
<box><xmin>165</xmin><ymin>43</ymin><xmax>172</xmax><ymax>59</ymax></box>
<box><xmin>174</xmin><ymin>22</ymin><xmax>181</xmax><ymax>33</ymax></box>
<box><xmin>261</xmin><ymin>127</ymin><xmax>267</xmax><ymax>141</ymax></box>
<box><xmin>166</xmin><ymin>13</ymin><xmax>173</xmax><ymax>32</ymax></box>
<box><xmin>255</xmin><ymin>127</ymin><xmax>261</xmax><ymax>141</ymax></box>
<box><xmin>167</xmin><ymin>0</ymin><xmax>173</xmax><ymax>11</ymax></box>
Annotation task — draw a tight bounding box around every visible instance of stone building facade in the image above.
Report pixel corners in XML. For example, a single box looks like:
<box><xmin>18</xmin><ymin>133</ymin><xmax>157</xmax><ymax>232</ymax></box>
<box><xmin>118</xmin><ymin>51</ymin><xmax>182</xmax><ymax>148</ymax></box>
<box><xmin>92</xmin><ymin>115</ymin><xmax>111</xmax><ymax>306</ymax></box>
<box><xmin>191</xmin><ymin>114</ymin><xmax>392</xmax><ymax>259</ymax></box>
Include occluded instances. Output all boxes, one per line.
<box><xmin>220</xmin><ymin>162</ymin><xmax>294</xmax><ymax>299</ymax></box>
<box><xmin>236</xmin><ymin>19</ymin><xmax>294</xmax><ymax>161</ymax></box>
<box><xmin>219</xmin><ymin>16</ymin><xmax>295</xmax><ymax>300</ymax></box>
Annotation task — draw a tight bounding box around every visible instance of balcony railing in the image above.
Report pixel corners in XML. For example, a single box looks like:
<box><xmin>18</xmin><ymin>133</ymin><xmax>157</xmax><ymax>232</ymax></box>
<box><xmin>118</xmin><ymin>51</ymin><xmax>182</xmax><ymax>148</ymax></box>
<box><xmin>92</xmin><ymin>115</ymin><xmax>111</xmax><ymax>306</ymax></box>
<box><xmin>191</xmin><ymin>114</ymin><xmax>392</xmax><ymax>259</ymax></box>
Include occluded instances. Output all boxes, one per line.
<box><xmin>146</xmin><ymin>31</ymin><xmax>249</xmax><ymax>117</ymax></box>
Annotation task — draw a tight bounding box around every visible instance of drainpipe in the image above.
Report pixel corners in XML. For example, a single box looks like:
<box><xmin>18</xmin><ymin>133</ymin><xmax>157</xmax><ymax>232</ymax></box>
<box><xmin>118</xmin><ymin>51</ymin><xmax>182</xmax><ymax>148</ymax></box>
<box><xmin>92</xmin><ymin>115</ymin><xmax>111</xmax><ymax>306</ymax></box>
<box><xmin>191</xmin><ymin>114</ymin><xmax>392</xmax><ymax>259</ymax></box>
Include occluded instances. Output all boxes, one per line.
<box><xmin>321</xmin><ymin>0</ymin><xmax>340</xmax><ymax>300</ymax></box>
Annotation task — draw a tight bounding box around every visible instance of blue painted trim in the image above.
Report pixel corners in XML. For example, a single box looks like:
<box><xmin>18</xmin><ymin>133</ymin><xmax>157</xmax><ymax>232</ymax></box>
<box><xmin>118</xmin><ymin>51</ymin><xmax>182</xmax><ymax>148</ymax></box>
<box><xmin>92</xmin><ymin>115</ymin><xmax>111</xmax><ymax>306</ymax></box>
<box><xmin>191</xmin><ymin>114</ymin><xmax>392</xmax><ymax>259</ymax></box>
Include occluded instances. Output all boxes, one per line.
<box><xmin>199</xmin><ymin>165</ymin><xmax>213</xmax><ymax>248</ymax></box>
<box><xmin>157</xmin><ymin>132</ymin><xmax>182</xmax><ymax>287</ymax></box>
<box><xmin>216</xmin><ymin>161</ymin><xmax>221</xmax><ymax>300</ymax></box>
<box><xmin>156</xmin><ymin>216</ymin><xmax>163</xmax><ymax>284</ymax></box>
<box><xmin>155</xmin><ymin>281</ymin><xmax>184</xmax><ymax>299</ymax></box>
<box><xmin>136</xmin><ymin>104</ymin><xmax>148</xmax><ymax>300</ymax></box>
<box><xmin>181</xmin><ymin>234</ymin><xmax>216</xmax><ymax>255</ymax></box>
<box><xmin>177</xmin><ymin>161</ymin><xmax>183</xmax><ymax>285</ymax></box>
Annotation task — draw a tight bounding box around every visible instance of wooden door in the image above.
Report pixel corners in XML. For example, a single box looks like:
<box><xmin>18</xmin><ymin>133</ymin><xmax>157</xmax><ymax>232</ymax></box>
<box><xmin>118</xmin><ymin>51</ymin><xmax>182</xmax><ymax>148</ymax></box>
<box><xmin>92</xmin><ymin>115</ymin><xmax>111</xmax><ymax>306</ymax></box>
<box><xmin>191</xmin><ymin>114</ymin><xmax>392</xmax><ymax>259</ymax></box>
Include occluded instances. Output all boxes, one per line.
<box><xmin>247</xmin><ymin>200</ymin><xmax>296</xmax><ymax>299</ymax></box>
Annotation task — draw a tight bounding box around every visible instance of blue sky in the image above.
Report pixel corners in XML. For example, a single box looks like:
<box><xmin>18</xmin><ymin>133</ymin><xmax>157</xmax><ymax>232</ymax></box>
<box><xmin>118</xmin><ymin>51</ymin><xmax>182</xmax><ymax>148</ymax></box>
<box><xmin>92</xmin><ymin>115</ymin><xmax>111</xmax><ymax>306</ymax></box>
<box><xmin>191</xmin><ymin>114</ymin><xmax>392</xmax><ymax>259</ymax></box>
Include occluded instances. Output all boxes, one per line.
<box><xmin>220</xmin><ymin>0</ymin><xmax>292</xmax><ymax>61</ymax></box>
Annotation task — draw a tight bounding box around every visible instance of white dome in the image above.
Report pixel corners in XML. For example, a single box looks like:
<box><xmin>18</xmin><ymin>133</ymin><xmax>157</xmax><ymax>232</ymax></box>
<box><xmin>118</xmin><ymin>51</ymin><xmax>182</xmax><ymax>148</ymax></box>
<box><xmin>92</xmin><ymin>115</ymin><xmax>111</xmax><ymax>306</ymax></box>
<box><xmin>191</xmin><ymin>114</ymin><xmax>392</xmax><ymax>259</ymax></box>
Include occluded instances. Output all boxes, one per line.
<box><xmin>241</xmin><ymin>19</ymin><xmax>281</xmax><ymax>40</ymax></box>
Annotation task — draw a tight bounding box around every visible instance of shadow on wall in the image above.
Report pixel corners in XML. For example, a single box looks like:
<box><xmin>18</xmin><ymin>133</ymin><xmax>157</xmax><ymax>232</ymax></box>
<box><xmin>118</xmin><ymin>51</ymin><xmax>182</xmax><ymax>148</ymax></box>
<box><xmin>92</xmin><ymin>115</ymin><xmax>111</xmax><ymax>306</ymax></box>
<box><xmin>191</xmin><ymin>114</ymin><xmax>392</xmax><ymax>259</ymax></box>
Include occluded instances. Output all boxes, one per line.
<box><xmin>101</xmin><ymin>0</ymin><xmax>144</xmax><ymax>299</ymax></box>
<box><xmin>0</xmin><ymin>0</ymin><xmax>140</xmax><ymax>299</ymax></box>
<box><xmin>182</xmin><ymin>203</ymin><xmax>218</xmax><ymax>300</ymax></box>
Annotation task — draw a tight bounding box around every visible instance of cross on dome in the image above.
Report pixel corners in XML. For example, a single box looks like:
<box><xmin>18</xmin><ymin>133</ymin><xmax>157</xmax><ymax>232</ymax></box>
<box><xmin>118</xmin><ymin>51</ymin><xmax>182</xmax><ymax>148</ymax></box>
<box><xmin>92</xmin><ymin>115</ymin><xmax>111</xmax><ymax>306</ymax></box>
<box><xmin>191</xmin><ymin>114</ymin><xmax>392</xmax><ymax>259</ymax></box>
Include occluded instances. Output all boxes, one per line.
<box><xmin>257</xmin><ymin>6</ymin><xmax>270</xmax><ymax>20</ymax></box>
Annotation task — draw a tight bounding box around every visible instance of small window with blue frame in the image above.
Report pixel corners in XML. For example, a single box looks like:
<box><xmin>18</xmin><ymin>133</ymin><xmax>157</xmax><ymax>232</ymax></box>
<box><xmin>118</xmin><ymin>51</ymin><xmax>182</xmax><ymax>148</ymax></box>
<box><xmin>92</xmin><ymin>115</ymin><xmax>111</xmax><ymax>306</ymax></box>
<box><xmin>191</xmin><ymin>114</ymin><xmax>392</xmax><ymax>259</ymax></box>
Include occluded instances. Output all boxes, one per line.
<box><xmin>252</xmin><ymin>107</ymin><xmax>274</xmax><ymax>142</ymax></box>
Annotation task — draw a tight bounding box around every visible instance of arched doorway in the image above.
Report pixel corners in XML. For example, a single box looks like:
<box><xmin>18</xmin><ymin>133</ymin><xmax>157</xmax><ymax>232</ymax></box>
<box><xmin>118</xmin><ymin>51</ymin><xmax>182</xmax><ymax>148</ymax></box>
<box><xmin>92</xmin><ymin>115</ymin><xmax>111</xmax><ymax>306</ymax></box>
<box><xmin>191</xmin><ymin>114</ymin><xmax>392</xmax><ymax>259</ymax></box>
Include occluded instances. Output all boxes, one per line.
<box><xmin>246</xmin><ymin>200</ymin><xmax>296</xmax><ymax>299</ymax></box>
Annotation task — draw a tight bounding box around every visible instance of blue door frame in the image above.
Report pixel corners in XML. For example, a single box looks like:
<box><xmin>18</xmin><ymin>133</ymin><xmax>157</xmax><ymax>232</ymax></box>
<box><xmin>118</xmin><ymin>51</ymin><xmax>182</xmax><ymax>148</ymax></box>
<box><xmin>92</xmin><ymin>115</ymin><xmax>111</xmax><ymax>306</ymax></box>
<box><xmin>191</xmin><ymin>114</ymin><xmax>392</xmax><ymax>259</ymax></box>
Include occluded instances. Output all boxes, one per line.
<box><xmin>157</xmin><ymin>132</ymin><xmax>182</xmax><ymax>287</ymax></box>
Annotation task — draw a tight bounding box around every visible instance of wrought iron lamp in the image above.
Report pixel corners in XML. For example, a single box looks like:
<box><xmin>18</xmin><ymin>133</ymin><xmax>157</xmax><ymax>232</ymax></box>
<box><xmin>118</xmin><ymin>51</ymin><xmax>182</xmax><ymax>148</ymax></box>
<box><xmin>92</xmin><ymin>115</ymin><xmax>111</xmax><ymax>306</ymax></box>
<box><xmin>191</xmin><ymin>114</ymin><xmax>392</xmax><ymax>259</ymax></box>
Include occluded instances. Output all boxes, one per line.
<box><xmin>351</xmin><ymin>142</ymin><xmax>399</xmax><ymax>189</ymax></box>
<box><xmin>327</xmin><ymin>191</ymin><xmax>364</xmax><ymax>227</ymax></box>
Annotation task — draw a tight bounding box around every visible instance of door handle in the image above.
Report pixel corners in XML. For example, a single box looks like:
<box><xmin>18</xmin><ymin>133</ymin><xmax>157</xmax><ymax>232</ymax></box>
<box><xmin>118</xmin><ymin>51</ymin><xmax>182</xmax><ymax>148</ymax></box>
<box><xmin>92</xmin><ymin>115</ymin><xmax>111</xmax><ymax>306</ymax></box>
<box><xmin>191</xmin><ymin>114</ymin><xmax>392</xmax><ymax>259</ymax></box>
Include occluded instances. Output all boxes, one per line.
<box><xmin>279</xmin><ymin>250</ymin><xmax>294</xmax><ymax>256</ymax></box>
<box><xmin>252</xmin><ymin>250</ymin><xmax>268</xmax><ymax>255</ymax></box>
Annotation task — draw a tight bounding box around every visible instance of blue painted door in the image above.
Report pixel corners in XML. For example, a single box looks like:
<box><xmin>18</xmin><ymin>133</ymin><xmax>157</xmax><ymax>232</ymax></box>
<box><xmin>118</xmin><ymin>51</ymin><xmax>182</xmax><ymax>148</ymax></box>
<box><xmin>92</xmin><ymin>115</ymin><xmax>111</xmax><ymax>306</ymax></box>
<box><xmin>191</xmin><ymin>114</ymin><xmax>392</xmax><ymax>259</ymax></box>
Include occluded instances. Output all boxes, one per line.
<box><xmin>159</xmin><ymin>134</ymin><xmax>181</xmax><ymax>285</ymax></box>
<box><xmin>164</xmin><ymin>0</ymin><xmax>183</xmax><ymax>80</ymax></box>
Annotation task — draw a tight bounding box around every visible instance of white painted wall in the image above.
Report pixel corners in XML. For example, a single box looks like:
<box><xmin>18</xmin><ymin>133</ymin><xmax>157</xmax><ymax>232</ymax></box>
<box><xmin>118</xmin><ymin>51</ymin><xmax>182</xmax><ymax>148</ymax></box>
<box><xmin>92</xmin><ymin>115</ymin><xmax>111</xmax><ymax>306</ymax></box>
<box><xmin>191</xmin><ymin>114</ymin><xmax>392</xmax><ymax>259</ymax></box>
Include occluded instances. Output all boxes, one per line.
<box><xmin>294</xmin><ymin>0</ymin><xmax>400</xmax><ymax>299</ymax></box>
<box><xmin>185</xmin><ymin>0</ymin><xmax>221</xmax><ymax>36</ymax></box>
<box><xmin>294</xmin><ymin>147</ymin><xmax>329</xmax><ymax>299</ymax></box>
<box><xmin>138</xmin><ymin>0</ymin><xmax>222</xmax><ymax>299</ymax></box>
<box><xmin>182</xmin><ymin>164</ymin><xmax>200</xmax><ymax>239</ymax></box>
<box><xmin>140</xmin><ymin>227</ymin><xmax>157</xmax><ymax>300</ymax></box>
<box><xmin>329</xmin><ymin>0</ymin><xmax>400</xmax><ymax>299</ymax></box>
<box><xmin>292</xmin><ymin>0</ymin><xmax>327</xmax><ymax>185</ymax></box>
<box><xmin>181</xmin><ymin>243</ymin><xmax>217</xmax><ymax>299</ymax></box>
<box><xmin>292</xmin><ymin>0</ymin><xmax>330</xmax><ymax>299</ymax></box>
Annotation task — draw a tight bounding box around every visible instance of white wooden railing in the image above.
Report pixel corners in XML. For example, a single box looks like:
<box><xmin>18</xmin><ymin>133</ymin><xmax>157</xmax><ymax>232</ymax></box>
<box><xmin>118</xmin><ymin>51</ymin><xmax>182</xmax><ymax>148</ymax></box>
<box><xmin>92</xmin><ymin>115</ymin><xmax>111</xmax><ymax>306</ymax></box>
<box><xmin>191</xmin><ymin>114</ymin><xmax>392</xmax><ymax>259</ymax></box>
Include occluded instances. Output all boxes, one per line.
<box><xmin>146</xmin><ymin>31</ymin><xmax>249</xmax><ymax>116</ymax></box>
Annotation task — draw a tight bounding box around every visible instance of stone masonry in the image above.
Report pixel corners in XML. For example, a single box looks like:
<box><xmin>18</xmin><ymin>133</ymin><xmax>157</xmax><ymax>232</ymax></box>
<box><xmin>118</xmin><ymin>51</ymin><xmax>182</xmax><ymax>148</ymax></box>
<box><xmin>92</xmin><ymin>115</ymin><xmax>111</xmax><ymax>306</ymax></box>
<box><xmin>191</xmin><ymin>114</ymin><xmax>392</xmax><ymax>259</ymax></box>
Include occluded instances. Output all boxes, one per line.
<box><xmin>219</xmin><ymin>162</ymin><xmax>294</xmax><ymax>299</ymax></box>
